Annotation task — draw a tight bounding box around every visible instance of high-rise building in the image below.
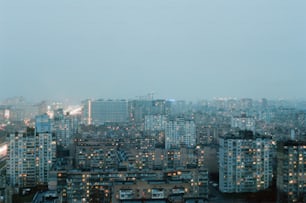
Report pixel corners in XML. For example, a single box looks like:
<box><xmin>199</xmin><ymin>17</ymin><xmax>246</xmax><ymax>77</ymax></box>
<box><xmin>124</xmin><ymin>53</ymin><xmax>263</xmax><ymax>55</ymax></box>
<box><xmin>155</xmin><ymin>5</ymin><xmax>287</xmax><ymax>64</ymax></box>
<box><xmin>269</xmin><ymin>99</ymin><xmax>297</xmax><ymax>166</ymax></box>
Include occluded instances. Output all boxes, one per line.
<box><xmin>82</xmin><ymin>99</ymin><xmax>92</xmax><ymax>125</ymax></box>
<box><xmin>7</xmin><ymin>114</ymin><xmax>56</xmax><ymax>187</ymax></box>
<box><xmin>35</xmin><ymin>114</ymin><xmax>56</xmax><ymax>184</ymax></box>
<box><xmin>165</xmin><ymin>118</ymin><xmax>196</xmax><ymax>149</ymax></box>
<box><xmin>128</xmin><ymin>99</ymin><xmax>171</xmax><ymax>123</ymax></box>
<box><xmin>7</xmin><ymin>130</ymin><xmax>36</xmax><ymax>187</ymax></box>
<box><xmin>277</xmin><ymin>140</ymin><xmax>306</xmax><ymax>203</ymax></box>
<box><xmin>82</xmin><ymin>99</ymin><xmax>128</xmax><ymax>125</ymax></box>
<box><xmin>36</xmin><ymin>113</ymin><xmax>52</xmax><ymax>133</ymax></box>
<box><xmin>53</xmin><ymin>109</ymin><xmax>77</xmax><ymax>148</ymax></box>
<box><xmin>144</xmin><ymin>115</ymin><xmax>167</xmax><ymax>131</ymax></box>
<box><xmin>219</xmin><ymin>131</ymin><xmax>272</xmax><ymax>193</ymax></box>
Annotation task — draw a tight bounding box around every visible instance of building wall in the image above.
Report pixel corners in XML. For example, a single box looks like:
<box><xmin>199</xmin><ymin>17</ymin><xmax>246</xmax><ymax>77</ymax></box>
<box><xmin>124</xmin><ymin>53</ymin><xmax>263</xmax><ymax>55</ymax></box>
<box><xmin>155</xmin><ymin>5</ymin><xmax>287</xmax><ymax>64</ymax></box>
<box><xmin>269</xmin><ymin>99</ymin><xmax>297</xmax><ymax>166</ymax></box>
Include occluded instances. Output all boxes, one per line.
<box><xmin>219</xmin><ymin>131</ymin><xmax>272</xmax><ymax>193</ymax></box>
<box><xmin>277</xmin><ymin>141</ymin><xmax>306</xmax><ymax>203</ymax></box>
<box><xmin>231</xmin><ymin>115</ymin><xmax>255</xmax><ymax>132</ymax></box>
<box><xmin>83</xmin><ymin>99</ymin><xmax>128</xmax><ymax>125</ymax></box>
<box><xmin>53</xmin><ymin>109</ymin><xmax>77</xmax><ymax>148</ymax></box>
<box><xmin>36</xmin><ymin>114</ymin><xmax>52</xmax><ymax>133</ymax></box>
<box><xmin>36</xmin><ymin>132</ymin><xmax>56</xmax><ymax>184</ymax></box>
<box><xmin>144</xmin><ymin>115</ymin><xmax>167</xmax><ymax>131</ymax></box>
<box><xmin>165</xmin><ymin>118</ymin><xmax>196</xmax><ymax>149</ymax></box>
<box><xmin>7</xmin><ymin>115</ymin><xmax>56</xmax><ymax>188</ymax></box>
<box><xmin>7</xmin><ymin>132</ymin><xmax>36</xmax><ymax>187</ymax></box>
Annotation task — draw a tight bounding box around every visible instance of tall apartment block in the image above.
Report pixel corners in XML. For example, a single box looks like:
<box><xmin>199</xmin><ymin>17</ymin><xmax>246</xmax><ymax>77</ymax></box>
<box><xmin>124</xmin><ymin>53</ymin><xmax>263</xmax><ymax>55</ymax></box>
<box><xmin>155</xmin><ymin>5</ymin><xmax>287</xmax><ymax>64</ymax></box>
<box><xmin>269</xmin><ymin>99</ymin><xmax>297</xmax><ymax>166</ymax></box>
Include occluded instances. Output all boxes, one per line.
<box><xmin>144</xmin><ymin>115</ymin><xmax>167</xmax><ymax>131</ymax></box>
<box><xmin>35</xmin><ymin>114</ymin><xmax>57</xmax><ymax>184</ymax></box>
<box><xmin>7</xmin><ymin>114</ymin><xmax>56</xmax><ymax>187</ymax></box>
<box><xmin>277</xmin><ymin>140</ymin><xmax>306</xmax><ymax>203</ymax></box>
<box><xmin>128</xmin><ymin>99</ymin><xmax>171</xmax><ymax>123</ymax></box>
<box><xmin>7</xmin><ymin>130</ymin><xmax>36</xmax><ymax>187</ymax></box>
<box><xmin>35</xmin><ymin>113</ymin><xmax>52</xmax><ymax>133</ymax></box>
<box><xmin>82</xmin><ymin>99</ymin><xmax>128</xmax><ymax>125</ymax></box>
<box><xmin>219</xmin><ymin>131</ymin><xmax>272</xmax><ymax>193</ymax></box>
<box><xmin>165</xmin><ymin>118</ymin><xmax>196</xmax><ymax>149</ymax></box>
<box><xmin>53</xmin><ymin>109</ymin><xmax>78</xmax><ymax>148</ymax></box>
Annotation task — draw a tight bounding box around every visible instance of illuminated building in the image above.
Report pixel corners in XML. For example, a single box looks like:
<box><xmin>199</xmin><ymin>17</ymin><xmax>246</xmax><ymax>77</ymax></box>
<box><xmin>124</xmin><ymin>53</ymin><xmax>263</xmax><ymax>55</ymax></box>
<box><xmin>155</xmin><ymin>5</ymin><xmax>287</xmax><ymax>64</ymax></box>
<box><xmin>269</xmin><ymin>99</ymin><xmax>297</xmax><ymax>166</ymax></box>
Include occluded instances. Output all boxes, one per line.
<box><xmin>277</xmin><ymin>140</ymin><xmax>306</xmax><ymax>202</ymax></box>
<box><xmin>144</xmin><ymin>115</ymin><xmax>167</xmax><ymax>131</ymax></box>
<box><xmin>165</xmin><ymin>118</ymin><xmax>196</xmax><ymax>149</ymax></box>
<box><xmin>35</xmin><ymin>114</ymin><xmax>57</xmax><ymax>184</ymax></box>
<box><xmin>7</xmin><ymin>115</ymin><xmax>56</xmax><ymax>187</ymax></box>
<box><xmin>219</xmin><ymin>131</ymin><xmax>273</xmax><ymax>193</ymax></box>
<box><xmin>7</xmin><ymin>130</ymin><xmax>36</xmax><ymax>187</ymax></box>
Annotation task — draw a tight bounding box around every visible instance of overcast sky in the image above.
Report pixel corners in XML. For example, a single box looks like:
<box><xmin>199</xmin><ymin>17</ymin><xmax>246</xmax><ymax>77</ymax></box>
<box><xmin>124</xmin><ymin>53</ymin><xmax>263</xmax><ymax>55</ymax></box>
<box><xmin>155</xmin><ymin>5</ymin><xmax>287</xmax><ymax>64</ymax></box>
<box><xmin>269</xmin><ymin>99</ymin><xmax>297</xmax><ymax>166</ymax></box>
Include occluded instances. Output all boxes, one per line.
<box><xmin>1</xmin><ymin>0</ymin><xmax>306</xmax><ymax>102</ymax></box>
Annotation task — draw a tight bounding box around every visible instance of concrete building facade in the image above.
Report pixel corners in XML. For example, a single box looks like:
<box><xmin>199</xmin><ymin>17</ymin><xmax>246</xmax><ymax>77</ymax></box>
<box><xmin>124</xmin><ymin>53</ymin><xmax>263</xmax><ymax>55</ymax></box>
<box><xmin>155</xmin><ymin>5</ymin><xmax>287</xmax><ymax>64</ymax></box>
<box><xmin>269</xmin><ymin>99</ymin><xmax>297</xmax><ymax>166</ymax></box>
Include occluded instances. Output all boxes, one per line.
<box><xmin>165</xmin><ymin>118</ymin><xmax>196</xmax><ymax>149</ymax></box>
<box><xmin>219</xmin><ymin>131</ymin><xmax>272</xmax><ymax>193</ymax></box>
<box><xmin>277</xmin><ymin>140</ymin><xmax>306</xmax><ymax>203</ymax></box>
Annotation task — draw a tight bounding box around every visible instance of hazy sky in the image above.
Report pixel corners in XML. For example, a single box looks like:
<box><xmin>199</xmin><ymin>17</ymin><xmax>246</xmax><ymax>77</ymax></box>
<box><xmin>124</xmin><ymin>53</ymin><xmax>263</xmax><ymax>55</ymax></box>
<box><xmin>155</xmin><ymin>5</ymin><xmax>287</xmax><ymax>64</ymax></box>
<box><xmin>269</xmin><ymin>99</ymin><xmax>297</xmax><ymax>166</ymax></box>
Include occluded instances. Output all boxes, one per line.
<box><xmin>1</xmin><ymin>0</ymin><xmax>306</xmax><ymax>102</ymax></box>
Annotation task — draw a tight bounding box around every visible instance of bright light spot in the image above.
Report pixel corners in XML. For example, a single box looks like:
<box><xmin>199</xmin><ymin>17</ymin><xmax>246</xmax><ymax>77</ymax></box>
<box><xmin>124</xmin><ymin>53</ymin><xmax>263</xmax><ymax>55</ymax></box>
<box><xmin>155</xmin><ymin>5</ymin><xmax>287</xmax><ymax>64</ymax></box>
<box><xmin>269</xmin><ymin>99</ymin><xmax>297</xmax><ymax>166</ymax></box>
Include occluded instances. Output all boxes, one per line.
<box><xmin>0</xmin><ymin>144</ymin><xmax>7</xmax><ymax>156</ymax></box>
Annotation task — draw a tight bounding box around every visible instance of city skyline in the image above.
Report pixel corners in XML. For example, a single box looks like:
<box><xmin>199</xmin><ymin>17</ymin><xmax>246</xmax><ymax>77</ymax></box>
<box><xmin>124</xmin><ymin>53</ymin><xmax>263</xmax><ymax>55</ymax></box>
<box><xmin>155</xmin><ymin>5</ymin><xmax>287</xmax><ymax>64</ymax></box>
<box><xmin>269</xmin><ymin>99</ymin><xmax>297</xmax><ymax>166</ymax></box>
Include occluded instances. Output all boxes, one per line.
<box><xmin>1</xmin><ymin>0</ymin><xmax>306</xmax><ymax>102</ymax></box>
<box><xmin>2</xmin><ymin>79</ymin><xmax>306</xmax><ymax>202</ymax></box>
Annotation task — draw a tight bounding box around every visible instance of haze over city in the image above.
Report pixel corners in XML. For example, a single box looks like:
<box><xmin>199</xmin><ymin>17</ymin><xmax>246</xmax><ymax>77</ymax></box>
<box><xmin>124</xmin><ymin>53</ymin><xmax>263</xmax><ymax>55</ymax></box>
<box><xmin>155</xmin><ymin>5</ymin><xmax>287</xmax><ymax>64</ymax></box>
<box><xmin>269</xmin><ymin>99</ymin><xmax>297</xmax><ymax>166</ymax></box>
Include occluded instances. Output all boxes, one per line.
<box><xmin>2</xmin><ymin>1</ymin><xmax>306</xmax><ymax>202</ymax></box>
<box><xmin>1</xmin><ymin>0</ymin><xmax>306</xmax><ymax>102</ymax></box>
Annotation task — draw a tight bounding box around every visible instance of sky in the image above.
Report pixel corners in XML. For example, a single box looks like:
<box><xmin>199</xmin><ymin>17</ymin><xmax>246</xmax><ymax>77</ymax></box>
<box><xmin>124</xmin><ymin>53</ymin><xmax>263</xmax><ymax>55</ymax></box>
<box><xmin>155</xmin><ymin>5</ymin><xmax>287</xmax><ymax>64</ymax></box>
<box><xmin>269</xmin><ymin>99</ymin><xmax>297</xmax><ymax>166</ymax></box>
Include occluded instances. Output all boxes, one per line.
<box><xmin>1</xmin><ymin>0</ymin><xmax>306</xmax><ymax>102</ymax></box>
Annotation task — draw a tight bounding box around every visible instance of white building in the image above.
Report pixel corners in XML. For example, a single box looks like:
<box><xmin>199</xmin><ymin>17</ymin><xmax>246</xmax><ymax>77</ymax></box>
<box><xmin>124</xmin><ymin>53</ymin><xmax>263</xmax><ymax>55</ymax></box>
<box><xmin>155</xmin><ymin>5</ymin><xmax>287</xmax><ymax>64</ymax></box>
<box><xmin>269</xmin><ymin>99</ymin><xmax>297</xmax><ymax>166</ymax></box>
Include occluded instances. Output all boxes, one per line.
<box><xmin>53</xmin><ymin>109</ymin><xmax>77</xmax><ymax>148</ymax></box>
<box><xmin>82</xmin><ymin>99</ymin><xmax>128</xmax><ymax>125</ymax></box>
<box><xmin>36</xmin><ymin>132</ymin><xmax>56</xmax><ymax>184</ymax></box>
<box><xmin>219</xmin><ymin>131</ymin><xmax>272</xmax><ymax>193</ymax></box>
<box><xmin>145</xmin><ymin>115</ymin><xmax>167</xmax><ymax>131</ymax></box>
<box><xmin>231</xmin><ymin>114</ymin><xmax>255</xmax><ymax>132</ymax></box>
<box><xmin>7</xmin><ymin>131</ymin><xmax>36</xmax><ymax>187</ymax></box>
<box><xmin>165</xmin><ymin>118</ymin><xmax>196</xmax><ymax>149</ymax></box>
<box><xmin>7</xmin><ymin>115</ymin><xmax>56</xmax><ymax>187</ymax></box>
<box><xmin>7</xmin><ymin>129</ymin><xmax>56</xmax><ymax>187</ymax></box>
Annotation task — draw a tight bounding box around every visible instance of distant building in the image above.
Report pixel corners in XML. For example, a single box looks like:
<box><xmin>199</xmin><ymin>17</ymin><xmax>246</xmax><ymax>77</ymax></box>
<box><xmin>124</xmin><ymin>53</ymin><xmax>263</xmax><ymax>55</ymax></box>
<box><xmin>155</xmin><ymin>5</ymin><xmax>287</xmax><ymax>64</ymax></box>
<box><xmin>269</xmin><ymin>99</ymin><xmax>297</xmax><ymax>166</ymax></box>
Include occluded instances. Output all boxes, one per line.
<box><xmin>82</xmin><ymin>99</ymin><xmax>92</xmax><ymax>125</ymax></box>
<box><xmin>129</xmin><ymin>99</ymin><xmax>171</xmax><ymax>123</ymax></box>
<box><xmin>36</xmin><ymin>114</ymin><xmax>52</xmax><ymax>133</ymax></box>
<box><xmin>277</xmin><ymin>140</ymin><xmax>306</xmax><ymax>203</ymax></box>
<box><xmin>53</xmin><ymin>109</ymin><xmax>77</xmax><ymax>148</ymax></box>
<box><xmin>144</xmin><ymin>115</ymin><xmax>167</xmax><ymax>131</ymax></box>
<box><xmin>219</xmin><ymin>131</ymin><xmax>273</xmax><ymax>193</ymax></box>
<box><xmin>82</xmin><ymin>99</ymin><xmax>128</xmax><ymax>125</ymax></box>
<box><xmin>239</xmin><ymin>98</ymin><xmax>253</xmax><ymax>110</ymax></box>
<box><xmin>231</xmin><ymin>114</ymin><xmax>255</xmax><ymax>132</ymax></box>
<box><xmin>165</xmin><ymin>118</ymin><xmax>196</xmax><ymax>149</ymax></box>
<box><xmin>196</xmin><ymin>125</ymin><xmax>215</xmax><ymax>145</ymax></box>
<box><xmin>169</xmin><ymin>100</ymin><xmax>190</xmax><ymax>116</ymax></box>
